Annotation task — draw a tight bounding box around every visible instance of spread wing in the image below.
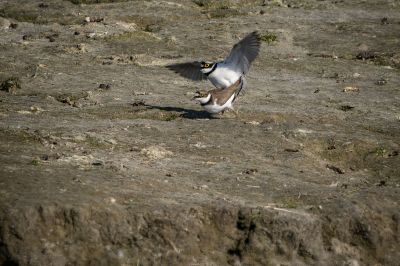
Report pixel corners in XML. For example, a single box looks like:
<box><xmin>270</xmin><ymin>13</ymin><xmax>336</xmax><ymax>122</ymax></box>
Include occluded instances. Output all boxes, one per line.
<box><xmin>224</xmin><ymin>31</ymin><xmax>261</xmax><ymax>75</ymax></box>
<box><xmin>166</xmin><ymin>62</ymin><xmax>208</xmax><ymax>81</ymax></box>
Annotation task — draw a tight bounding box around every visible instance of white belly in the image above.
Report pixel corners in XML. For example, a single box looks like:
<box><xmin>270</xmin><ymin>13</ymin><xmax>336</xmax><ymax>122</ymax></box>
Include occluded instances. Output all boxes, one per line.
<box><xmin>208</xmin><ymin>65</ymin><xmax>241</xmax><ymax>89</ymax></box>
<box><xmin>203</xmin><ymin>93</ymin><xmax>235</xmax><ymax>114</ymax></box>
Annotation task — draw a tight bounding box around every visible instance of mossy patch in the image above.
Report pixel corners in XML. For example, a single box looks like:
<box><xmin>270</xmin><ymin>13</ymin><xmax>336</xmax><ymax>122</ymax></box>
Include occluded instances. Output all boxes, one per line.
<box><xmin>193</xmin><ymin>0</ymin><xmax>247</xmax><ymax>18</ymax></box>
<box><xmin>30</xmin><ymin>158</ymin><xmax>40</xmax><ymax>166</ymax></box>
<box><xmin>68</xmin><ymin>0</ymin><xmax>131</xmax><ymax>4</ymax></box>
<box><xmin>206</xmin><ymin>8</ymin><xmax>243</xmax><ymax>19</ymax></box>
<box><xmin>84</xmin><ymin>135</ymin><xmax>111</xmax><ymax>149</ymax></box>
<box><xmin>374</xmin><ymin>147</ymin><xmax>387</xmax><ymax>157</ymax></box>
<box><xmin>193</xmin><ymin>0</ymin><xmax>230</xmax><ymax>8</ymax></box>
<box><xmin>105</xmin><ymin>31</ymin><xmax>157</xmax><ymax>41</ymax></box>
<box><xmin>260</xmin><ymin>33</ymin><xmax>278</xmax><ymax>45</ymax></box>
<box><xmin>121</xmin><ymin>15</ymin><xmax>164</xmax><ymax>33</ymax></box>
<box><xmin>0</xmin><ymin>5</ymin><xmax>80</xmax><ymax>25</ymax></box>
<box><xmin>0</xmin><ymin>7</ymin><xmax>38</xmax><ymax>23</ymax></box>
<box><xmin>277</xmin><ymin>197</ymin><xmax>301</xmax><ymax>209</ymax></box>
<box><xmin>86</xmin><ymin>105</ymin><xmax>182</xmax><ymax>121</ymax></box>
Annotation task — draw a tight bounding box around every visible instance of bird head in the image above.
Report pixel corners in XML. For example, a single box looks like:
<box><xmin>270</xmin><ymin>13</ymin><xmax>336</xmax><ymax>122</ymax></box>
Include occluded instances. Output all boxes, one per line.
<box><xmin>192</xmin><ymin>90</ymin><xmax>211</xmax><ymax>104</ymax></box>
<box><xmin>200</xmin><ymin>61</ymin><xmax>215</xmax><ymax>74</ymax></box>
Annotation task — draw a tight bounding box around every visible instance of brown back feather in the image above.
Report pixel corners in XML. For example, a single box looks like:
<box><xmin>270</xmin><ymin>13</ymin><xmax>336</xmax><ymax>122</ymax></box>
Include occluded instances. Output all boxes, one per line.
<box><xmin>209</xmin><ymin>78</ymin><xmax>242</xmax><ymax>105</ymax></box>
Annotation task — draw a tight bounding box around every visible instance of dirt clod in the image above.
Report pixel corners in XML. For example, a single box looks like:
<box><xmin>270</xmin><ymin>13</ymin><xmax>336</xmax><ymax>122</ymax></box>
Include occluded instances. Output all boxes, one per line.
<box><xmin>0</xmin><ymin>77</ymin><xmax>21</xmax><ymax>93</ymax></box>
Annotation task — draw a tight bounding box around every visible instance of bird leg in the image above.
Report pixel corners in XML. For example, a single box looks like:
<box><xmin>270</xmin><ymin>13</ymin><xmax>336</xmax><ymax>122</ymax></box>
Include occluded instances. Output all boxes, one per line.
<box><xmin>230</xmin><ymin>107</ymin><xmax>239</xmax><ymax>118</ymax></box>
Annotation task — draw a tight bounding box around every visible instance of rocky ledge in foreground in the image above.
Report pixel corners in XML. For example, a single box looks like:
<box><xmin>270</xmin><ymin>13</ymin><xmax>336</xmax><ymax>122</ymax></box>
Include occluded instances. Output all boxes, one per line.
<box><xmin>1</xmin><ymin>192</ymin><xmax>398</xmax><ymax>265</ymax></box>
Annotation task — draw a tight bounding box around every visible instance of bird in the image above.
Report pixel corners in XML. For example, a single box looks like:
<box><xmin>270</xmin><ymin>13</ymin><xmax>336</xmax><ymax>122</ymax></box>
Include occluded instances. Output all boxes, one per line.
<box><xmin>192</xmin><ymin>77</ymin><xmax>244</xmax><ymax>115</ymax></box>
<box><xmin>166</xmin><ymin>31</ymin><xmax>261</xmax><ymax>114</ymax></box>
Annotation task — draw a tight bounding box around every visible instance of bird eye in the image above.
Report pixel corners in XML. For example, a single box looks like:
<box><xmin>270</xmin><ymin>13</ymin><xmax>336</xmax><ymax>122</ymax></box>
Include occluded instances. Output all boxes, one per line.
<box><xmin>205</xmin><ymin>64</ymin><xmax>210</xmax><ymax>68</ymax></box>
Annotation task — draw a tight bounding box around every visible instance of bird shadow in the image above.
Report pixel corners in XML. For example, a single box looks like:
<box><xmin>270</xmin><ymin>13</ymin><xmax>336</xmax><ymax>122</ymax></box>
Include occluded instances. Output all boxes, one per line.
<box><xmin>143</xmin><ymin>104</ymin><xmax>215</xmax><ymax>119</ymax></box>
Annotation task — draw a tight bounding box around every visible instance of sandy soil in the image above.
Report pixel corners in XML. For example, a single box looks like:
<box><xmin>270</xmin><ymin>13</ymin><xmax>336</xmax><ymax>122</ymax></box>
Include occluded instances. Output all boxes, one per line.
<box><xmin>0</xmin><ymin>0</ymin><xmax>399</xmax><ymax>265</ymax></box>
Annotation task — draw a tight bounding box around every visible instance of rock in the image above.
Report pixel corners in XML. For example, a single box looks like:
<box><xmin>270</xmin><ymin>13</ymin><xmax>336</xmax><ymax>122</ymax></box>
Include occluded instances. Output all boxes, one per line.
<box><xmin>357</xmin><ymin>43</ymin><xmax>369</xmax><ymax>52</ymax></box>
<box><xmin>38</xmin><ymin>3</ymin><xmax>49</xmax><ymax>8</ymax></box>
<box><xmin>98</xmin><ymin>83</ymin><xmax>111</xmax><ymax>90</ymax></box>
<box><xmin>131</xmin><ymin>100</ymin><xmax>145</xmax><ymax>107</ymax></box>
<box><xmin>340</xmin><ymin>105</ymin><xmax>355</xmax><ymax>111</ymax></box>
<box><xmin>326</xmin><ymin>164</ymin><xmax>345</xmax><ymax>174</ymax></box>
<box><xmin>76</xmin><ymin>43</ymin><xmax>87</xmax><ymax>52</ymax></box>
<box><xmin>356</xmin><ymin>51</ymin><xmax>377</xmax><ymax>60</ymax></box>
<box><xmin>141</xmin><ymin>146</ymin><xmax>173</xmax><ymax>159</ymax></box>
<box><xmin>105</xmin><ymin>139</ymin><xmax>117</xmax><ymax>145</ymax></box>
<box><xmin>245</xmin><ymin>121</ymin><xmax>261</xmax><ymax>126</ymax></box>
<box><xmin>0</xmin><ymin>17</ymin><xmax>11</xmax><ymax>30</ymax></box>
<box><xmin>92</xmin><ymin>159</ymin><xmax>104</xmax><ymax>166</ymax></box>
<box><xmin>343</xmin><ymin>86</ymin><xmax>359</xmax><ymax>93</ymax></box>
<box><xmin>375</xmin><ymin>78</ymin><xmax>387</xmax><ymax>85</ymax></box>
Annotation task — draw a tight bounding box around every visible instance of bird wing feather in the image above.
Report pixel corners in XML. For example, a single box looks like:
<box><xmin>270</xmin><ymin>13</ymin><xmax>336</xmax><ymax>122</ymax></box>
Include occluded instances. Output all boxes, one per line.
<box><xmin>224</xmin><ymin>31</ymin><xmax>261</xmax><ymax>75</ymax></box>
<box><xmin>212</xmin><ymin>77</ymin><xmax>244</xmax><ymax>105</ymax></box>
<box><xmin>166</xmin><ymin>62</ymin><xmax>208</xmax><ymax>81</ymax></box>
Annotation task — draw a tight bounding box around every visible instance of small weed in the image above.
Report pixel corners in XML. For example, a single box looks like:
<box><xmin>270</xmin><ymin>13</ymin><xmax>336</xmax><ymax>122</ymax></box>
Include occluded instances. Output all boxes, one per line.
<box><xmin>374</xmin><ymin>147</ymin><xmax>387</xmax><ymax>157</ymax></box>
<box><xmin>193</xmin><ymin>0</ymin><xmax>209</xmax><ymax>7</ymax></box>
<box><xmin>160</xmin><ymin>112</ymin><xmax>181</xmax><ymax>121</ymax></box>
<box><xmin>260</xmin><ymin>33</ymin><xmax>277</xmax><ymax>44</ymax></box>
<box><xmin>85</xmin><ymin>135</ymin><xmax>108</xmax><ymax>149</ymax></box>
<box><xmin>31</xmin><ymin>158</ymin><xmax>40</xmax><ymax>166</ymax></box>
<box><xmin>279</xmin><ymin>198</ymin><xmax>299</xmax><ymax>209</ymax></box>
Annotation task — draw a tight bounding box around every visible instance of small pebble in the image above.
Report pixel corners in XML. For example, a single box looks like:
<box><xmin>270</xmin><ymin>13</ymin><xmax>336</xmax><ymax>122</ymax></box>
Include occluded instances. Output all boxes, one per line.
<box><xmin>105</xmin><ymin>139</ymin><xmax>117</xmax><ymax>145</ymax></box>
<box><xmin>375</xmin><ymin>78</ymin><xmax>387</xmax><ymax>85</ymax></box>
<box><xmin>243</xmin><ymin>168</ymin><xmax>258</xmax><ymax>175</ymax></box>
<box><xmin>377</xmin><ymin>180</ymin><xmax>386</xmax><ymax>186</ymax></box>
<box><xmin>76</xmin><ymin>43</ymin><xmax>87</xmax><ymax>52</ymax></box>
<box><xmin>284</xmin><ymin>148</ymin><xmax>299</xmax><ymax>152</ymax></box>
<box><xmin>326</xmin><ymin>164</ymin><xmax>345</xmax><ymax>174</ymax></box>
<box><xmin>132</xmin><ymin>91</ymin><xmax>149</xmax><ymax>96</ymax></box>
<box><xmin>245</xmin><ymin>121</ymin><xmax>261</xmax><ymax>126</ymax></box>
<box><xmin>381</xmin><ymin>17</ymin><xmax>389</xmax><ymax>25</ymax></box>
<box><xmin>92</xmin><ymin>159</ymin><xmax>104</xmax><ymax>166</ymax></box>
<box><xmin>23</xmin><ymin>34</ymin><xmax>33</xmax><ymax>41</ymax></box>
<box><xmin>38</xmin><ymin>3</ymin><xmax>49</xmax><ymax>8</ymax></box>
<box><xmin>343</xmin><ymin>86</ymin><xmax>359</xmax><ymax>93</ymax></box>
<box><xmin>131</xmin><ymin>100</ymin><xmax>145</xmax><ymax>107</ymax></box>
<box><xmin>0</xmin><ymin>17</ymin><xmax>11</xmax><ymax>30</ymax></box>
<box><xmin>86</xmin><ymin>32</ymin><xmax>96</xmax><ymax>38</ymax></box>
<box><xmin>98</xmin><ymin>83</ymin><xmax>111</xmax><ymax>90</ymax></box>
<box><xmin>340</xmin><ymin>105</ymin><xmax>355</xmax><ymax>112</ymax></box>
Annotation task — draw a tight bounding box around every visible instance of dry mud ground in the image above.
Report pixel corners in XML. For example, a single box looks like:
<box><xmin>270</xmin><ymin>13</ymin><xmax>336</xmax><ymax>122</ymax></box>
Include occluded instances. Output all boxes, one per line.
<box><xmin>0</xmin><ymin>0</ymin><xmax>400</xmax><ymax>265</ymax></box>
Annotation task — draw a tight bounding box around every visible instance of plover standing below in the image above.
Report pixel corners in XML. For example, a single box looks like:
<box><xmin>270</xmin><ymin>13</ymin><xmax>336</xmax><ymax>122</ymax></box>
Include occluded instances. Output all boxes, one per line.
<box><xmin>192</xmin><ymin>77</ymin><xmax>244</xmax><ymax>115</ymax></box>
